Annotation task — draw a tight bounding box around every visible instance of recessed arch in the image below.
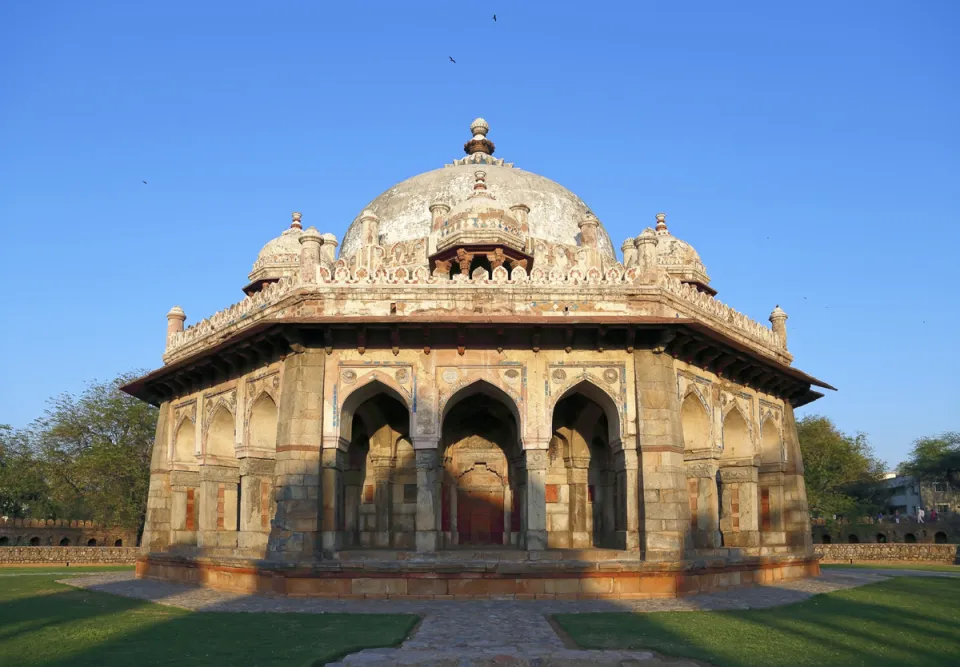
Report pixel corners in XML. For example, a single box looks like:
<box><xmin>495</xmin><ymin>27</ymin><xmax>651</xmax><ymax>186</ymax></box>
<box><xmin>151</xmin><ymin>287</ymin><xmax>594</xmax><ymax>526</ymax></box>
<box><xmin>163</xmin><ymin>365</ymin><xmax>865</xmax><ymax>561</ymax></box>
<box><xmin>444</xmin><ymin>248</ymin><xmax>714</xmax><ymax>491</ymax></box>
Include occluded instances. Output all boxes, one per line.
<box><xmin>247</xmin><ymin>392</ymin><xmax>278</xmax><ymax>452</ymax></box>
<box><xmin>680</xmin><ymin>391</ymin><xmax>711</xmax><ymax>451</ymax></box>
<box><xmin>206</xmin><ymin>405</ymin><xmax>236</xmax><ymax>459</ymax></box>
<box><xmin>552</xmin><ymin>378</ymin><xmax>622</xmax><ymax>443</ymax></box>
<box><xmin>339</xmin><ymin>378</ymin><xmax>412</xmax><ymax>445</ymax></box>
<box><xmin>441</xmin><ymin>379</ymin><xmax>523</xmax><ymax>440</ymax></box>
<box><xmin>174</xmin><ymin>416</ymin><xmax>196</xmax><ymax>462</ymax></box>
<box><xmin>759</xmin><ymin>414</ymin><xmax>782</xmax><ymax>464</ymax></box>
<box><xmin>721</xmin><ymin>406</ymin><xmax>753</xmax><ymax>460</ymax></box>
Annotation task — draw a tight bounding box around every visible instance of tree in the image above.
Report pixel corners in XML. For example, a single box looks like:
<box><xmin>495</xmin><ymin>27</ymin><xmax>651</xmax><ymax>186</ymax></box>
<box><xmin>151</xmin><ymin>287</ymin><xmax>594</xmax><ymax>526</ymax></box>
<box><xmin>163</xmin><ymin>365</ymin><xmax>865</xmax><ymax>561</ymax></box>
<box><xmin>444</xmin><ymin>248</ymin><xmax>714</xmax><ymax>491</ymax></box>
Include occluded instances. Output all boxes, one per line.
<box><xmin>900</xmin><ymin>432</ymin><xmax>960</xmax><ymax>488</ymax></box>
<box><xmin>797</xmin><ymin>415</ymin><xmax>886</xmax><ymax>519</ymax></box>
<box><xmin>0</xmin><ymin>424</ymin><xmax>53</xmax><ymax>518</ymax></box>
<box><xmin>28</xmin><ymin>372</ymin><xmax>158</xmax><ymax>532</ymax></box>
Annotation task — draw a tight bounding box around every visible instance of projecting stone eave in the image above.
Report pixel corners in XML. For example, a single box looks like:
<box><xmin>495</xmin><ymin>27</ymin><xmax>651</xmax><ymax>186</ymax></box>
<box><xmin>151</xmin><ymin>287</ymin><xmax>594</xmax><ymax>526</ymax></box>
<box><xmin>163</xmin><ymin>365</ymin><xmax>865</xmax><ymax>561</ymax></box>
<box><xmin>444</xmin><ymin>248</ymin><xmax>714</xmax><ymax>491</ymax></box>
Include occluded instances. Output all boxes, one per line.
<box><xmin>122</xmin><ymin>288</ymin><xmax>833</xmax><ymax>409</ymax></box>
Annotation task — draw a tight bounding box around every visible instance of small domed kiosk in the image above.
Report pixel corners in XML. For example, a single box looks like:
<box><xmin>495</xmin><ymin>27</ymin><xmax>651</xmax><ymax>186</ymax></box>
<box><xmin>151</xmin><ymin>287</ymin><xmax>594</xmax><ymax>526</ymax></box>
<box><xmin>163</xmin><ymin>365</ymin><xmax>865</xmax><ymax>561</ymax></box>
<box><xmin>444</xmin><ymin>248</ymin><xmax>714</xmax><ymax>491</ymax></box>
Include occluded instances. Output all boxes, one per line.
<box><xmin>123</xmin><ymin>119</ymin><xmax>831</xmax><ymax>599</ymax></box>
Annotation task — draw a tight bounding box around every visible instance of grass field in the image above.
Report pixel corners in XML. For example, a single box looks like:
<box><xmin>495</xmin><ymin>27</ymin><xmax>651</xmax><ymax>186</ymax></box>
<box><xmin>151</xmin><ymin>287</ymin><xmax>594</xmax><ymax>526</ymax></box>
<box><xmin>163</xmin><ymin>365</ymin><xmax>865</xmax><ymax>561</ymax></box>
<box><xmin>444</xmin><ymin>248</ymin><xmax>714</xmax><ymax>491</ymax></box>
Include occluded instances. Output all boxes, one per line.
<box><xmin>554</xmin><ymin>577</ymin><xmax>960</xmax><ymax>667</ymax></box>
<box><xmin>821</xmin><ymin>562</ymin><xmax>960</xmax><ymax>573</ymax></box>
<box><xmin>0</xmin><ymin>570</ymin><xmax>418</xmax><ymax>667</ymax></box>
<box><xmin>0</xmin><ymin>565</ymin><xmax>136</xmax><ymax>576</ymax></box>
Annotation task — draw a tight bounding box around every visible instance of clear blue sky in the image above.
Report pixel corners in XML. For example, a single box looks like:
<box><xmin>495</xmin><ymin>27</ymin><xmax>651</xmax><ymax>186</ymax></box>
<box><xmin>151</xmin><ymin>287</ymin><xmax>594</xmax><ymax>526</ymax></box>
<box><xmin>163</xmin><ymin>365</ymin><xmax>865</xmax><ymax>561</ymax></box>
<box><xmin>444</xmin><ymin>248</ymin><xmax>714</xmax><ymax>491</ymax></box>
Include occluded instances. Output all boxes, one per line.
<box><xmin>1</xmin><ymin>1</ymin><xmax>957</xmax><ymax>466</ymax></box>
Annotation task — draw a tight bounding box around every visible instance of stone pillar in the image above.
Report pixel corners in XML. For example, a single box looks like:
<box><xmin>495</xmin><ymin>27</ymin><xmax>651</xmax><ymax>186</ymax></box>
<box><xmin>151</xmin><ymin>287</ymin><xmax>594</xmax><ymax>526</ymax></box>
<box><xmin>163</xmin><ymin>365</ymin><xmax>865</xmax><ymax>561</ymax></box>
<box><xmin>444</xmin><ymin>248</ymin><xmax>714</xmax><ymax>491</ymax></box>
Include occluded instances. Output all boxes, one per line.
<box><xmin>634</xmin><ymin>229</ymin><xmax>659</xmax><ymax>284</ymax></box>
<box><xmin>769</xmin><ymin>305</ymin><xmax>788</xmax><ymax>350</ymax></box>
<box><xmin>685</xmin><ymin>460</ymin><xmax>721</xmax><ymax>549</ymax></box>
<box><xmin>320</xmin><ymin>233</ymin><xmax>338</xmax><ymax>268</ymax></box>
<box><xmin>267</xmin><ymin>343</ymin><xmax>325</xmax><ymax>561</ymax></box>
<box><xmin>141</xmin><ymin>401</ymin><xmax>172</xmax><ymax>553</ymax></box>
<box><xmin>569</xmin><ymin>457</ymin><xmax>590</xmax><ymax>548</ymax></box>
<box><xmin>299</xmin><ymin>226</ymin><xmax>322</xmax><ymax>283</ymax></box>
<box><xmin>321</xmin><ymin>447</ymin><xmax>345</xmax><ymax>552</ymax></box>
<box><xmin>621</xmin><ymin>239</ymin><xmax>638</xmax><ymax>269</ymax></box>
<box><xmin>718</xmin><ymin>466</ymin><xmax>760</xmax><ymax>549</ymax></box>
<box><xmin>166</xmin><ymin>307</ymin><xmax>186</xmax><ymax>351</ymax></box>
<box><xmin>169</xmin><ymin>470</ymin><xmax>200</xmax><ymax>547</ymax></box>
<box><xmin>524</xmin><ymin>446</ymin><xmax>548</xmax><ymax>550</ymax></box>
<box><xmin>371</xmin><ymin>456</ymin><xmax>394</xmax><ymax>548</ymax></box>
<box><xmin>414</xmin><ymin>445</ymin><xmax>440</xmax><ymax>552</ymax></box>
<box><xmin>197</xmin><ymin>465</ymin><xmax>239</xmax><ymax>549</ymax></box>
<box><xmin>782</xmin><ymin>404</ymin><xmax>813</xmax><ymax>553</ymax></box>
<box><xmin>238</xmin><ymin>457</ymin><xmax>276</xmax><ymax>553</ymax></box>
<box><xmin>634</xmin><ymin>348</ymin><xmax>690</xmax><ymax>560</ymax></box>
<box><xmin>758</xmin><ymin>468</ymin><xmax>786</xmax><ymax>548</ymax></box>
<box><xmin>616</xmin><ymin>446</ymin><xmax>641</xmax><ymax>551</ymax></box>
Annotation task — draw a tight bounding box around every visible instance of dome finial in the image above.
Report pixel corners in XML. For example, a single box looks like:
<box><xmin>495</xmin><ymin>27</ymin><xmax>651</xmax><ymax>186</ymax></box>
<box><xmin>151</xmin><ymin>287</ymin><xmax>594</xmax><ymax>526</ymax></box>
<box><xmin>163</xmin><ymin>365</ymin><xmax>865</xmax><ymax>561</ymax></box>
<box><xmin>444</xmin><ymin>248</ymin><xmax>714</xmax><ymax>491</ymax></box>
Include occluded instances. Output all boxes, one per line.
<box><xmin>291</xmin><ymin>212</ymin><xmax>303</xmax><ymax>230</ymax></box>
<box><xmin>655</xmin><ymin>212</ymin><xmax>668</xmax><ymax>234</ymax></box>
<box><xmin>464</xmin><ymin>118</ymin><xmax>495</xmax><ymax>156</ymax></box>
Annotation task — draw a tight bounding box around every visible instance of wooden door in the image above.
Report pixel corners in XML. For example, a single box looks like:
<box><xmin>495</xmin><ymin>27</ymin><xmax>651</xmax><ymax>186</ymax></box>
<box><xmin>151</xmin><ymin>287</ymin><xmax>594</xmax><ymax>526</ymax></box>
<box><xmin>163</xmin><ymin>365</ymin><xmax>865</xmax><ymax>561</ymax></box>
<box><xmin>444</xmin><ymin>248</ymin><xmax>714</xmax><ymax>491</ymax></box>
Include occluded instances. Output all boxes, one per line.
<box><xmin>458</xmin><ymin>487</ymin><xmax>504</xmax><ymax>545</ymax></box>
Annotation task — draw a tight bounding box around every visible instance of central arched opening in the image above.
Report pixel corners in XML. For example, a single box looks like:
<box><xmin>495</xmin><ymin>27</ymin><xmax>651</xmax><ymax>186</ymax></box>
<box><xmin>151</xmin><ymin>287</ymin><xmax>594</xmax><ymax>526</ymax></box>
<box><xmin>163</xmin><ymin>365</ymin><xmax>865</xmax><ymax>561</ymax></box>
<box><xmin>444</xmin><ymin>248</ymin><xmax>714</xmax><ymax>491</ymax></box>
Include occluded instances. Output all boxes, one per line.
<box><xmin>549</xmin><ymin>381</ymin><xmax>625</xmax><ymax>549</ymax></box>
<box><xmin>340</xmin><ymin>381</ymin><xmax>414</xmax><ymax>549</ymax></box>
<box><xmin>441</xmin><ymin>382</ymin><xmax>522</xmax><ymax>548</ymax></box>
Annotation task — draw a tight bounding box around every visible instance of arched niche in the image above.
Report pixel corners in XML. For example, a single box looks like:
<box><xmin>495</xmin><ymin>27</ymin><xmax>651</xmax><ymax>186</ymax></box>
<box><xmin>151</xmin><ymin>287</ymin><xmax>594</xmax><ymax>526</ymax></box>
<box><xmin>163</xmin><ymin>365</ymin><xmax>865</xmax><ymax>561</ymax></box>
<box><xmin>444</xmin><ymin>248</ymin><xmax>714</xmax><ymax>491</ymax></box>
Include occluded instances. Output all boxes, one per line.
<box><xmin>206</xmin><ymin>406</ymin><xmax>236</xmax><ymax>459</ymax></box>
<box><xmin>759</xmin><ymin>416</ymin><xmax>782</xmax><ymax>465</ymax></box>
<box><xmin>340</xmin><ymin>379</ymin><xmax>412</xmax><ymax>445</ymax></box>
<box><xmin>174</xmin><ymin>417</ymin><xmax>196</xmax><ymax>462</ymax></box>
<box><xmin>680</xmin><ymin>391</ymin><xmax>711</xmax><ymax>451</ymax></box>
<box><xmin>441</xmin><ymin>379</ymin><xmax>523</xmax><ymax>440</ymax></box>
<box><xmin>721</xmin><ymin>407</ymin><xmax>752</xmax><ymax>460</ymax></box>
<box><xmin>248</xmin><ymin>393</ymin><xmax>278</xmax><ymax>452</ymax></box>
<box><xmin>552</xmin><ymin>379</ymin><xmax>621</xmax><ymax>443</ymax></box>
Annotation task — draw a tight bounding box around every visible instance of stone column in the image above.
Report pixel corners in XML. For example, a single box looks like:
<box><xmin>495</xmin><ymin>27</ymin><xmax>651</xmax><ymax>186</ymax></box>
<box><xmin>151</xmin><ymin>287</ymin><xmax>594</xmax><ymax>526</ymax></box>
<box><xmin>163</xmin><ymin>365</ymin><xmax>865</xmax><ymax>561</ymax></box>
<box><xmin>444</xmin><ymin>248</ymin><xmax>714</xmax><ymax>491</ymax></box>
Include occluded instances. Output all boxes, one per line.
<box><xmin>634</xmin><ymin>229</ymin><xmax>659</xmax><ymax>284</ymax></box>
<box><xmin>718</xmin><ymin>466</ymin><xmax>760</xmax><ymax>549</ymax></box>
<box><xmin>169</xmin><ymin>470</ymin><xmax>200</xmax><ymax>547</ymax></box>
<box><xmin>782</xmin><ymin>404</ymin><xmax>813</xmax><ymax>553</ymax></box>
<box><xmin>141</xmin><ymin>402</ymin><xmax>172</xmax><ymax>553</ymax></box>
<box><xmin>634</xmin><ymin>347</ymin><xmax>690</xmax><ymax>560</ymax></box>
<box><xmin>685</xmin><ymin>460</ymin><xmax>721</xmax><ymax>549</ymax></box>
<box><xmin>414</xmin><ymin>445</ymin><xmax>441</xmax><ymax>552</ymax></box>
<box><xmin>238</xmin><ymin>457</ymin><xmax>276</xmax><ymax>553</ymax></box>
<box><xmin>267</xmin><ymin>342</ymin><xmax>325</xmax><ymax>561</ymax></box>
<box><xmin>616</xmin><ymin>446</ymin><xmax>641</xmax><ymax>551</ymax></box>
<box><xmin>320</xmin><ymin>447</ymin><xmax>345</xmax><ymax>552</ymax></box>
<box><xmin>299</xmin><ymin>226</ymin><xmax>322</xmax><ymax>283</ymax></box>
<box><xmin>524</xmin><ymin>446</ymin><xmax>549</xmax><ymax>550</ymax></box>
<box><xmin>371</xmin><ymin>456</ymin><xmax>394</xmax><ymax>548</ymax></box>
<box><xmin>197</xmin><ymin>465</ymin><xmax>239</xmax><ymax>549</ymax></box>
<box><xmin>569</xmin><ymin>457</ymin><xmax>590</xmax><ymax>548</ymax></box>
<box><xmin>758</xmin><ymin>468</ymin><xmax>786</xmax><ymax>548</ymax></box>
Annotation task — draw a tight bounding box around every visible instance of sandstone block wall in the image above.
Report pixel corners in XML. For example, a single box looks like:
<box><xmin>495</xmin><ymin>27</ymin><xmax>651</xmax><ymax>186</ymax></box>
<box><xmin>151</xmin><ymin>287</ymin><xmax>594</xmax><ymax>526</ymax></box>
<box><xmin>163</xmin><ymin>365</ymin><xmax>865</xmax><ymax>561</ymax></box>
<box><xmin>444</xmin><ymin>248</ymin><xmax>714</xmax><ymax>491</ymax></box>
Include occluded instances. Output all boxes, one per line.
<box><xmin>815</xmin><ymin>543</ymin><xmax>959</xmax><ymax>563</ymax></box>
<box><xmin>0</xmin><ymin>546</ymin><xmax>139</xmax><ymax>565</ymax></box>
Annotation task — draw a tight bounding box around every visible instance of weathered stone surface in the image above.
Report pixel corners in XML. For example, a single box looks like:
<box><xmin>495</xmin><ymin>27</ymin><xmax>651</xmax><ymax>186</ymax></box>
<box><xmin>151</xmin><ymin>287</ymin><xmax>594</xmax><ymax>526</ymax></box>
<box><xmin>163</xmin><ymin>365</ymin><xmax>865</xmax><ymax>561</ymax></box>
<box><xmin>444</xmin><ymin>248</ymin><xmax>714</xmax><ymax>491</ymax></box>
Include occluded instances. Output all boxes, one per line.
<box><xmin>0</xmin><ymin>546</ymin><xmax>138</xmax><ymax>564</ymax></box>
<box><xmin>816</xmin><ymin>543</ymin><xmax>959</xmax><ymax>563</ymax></box>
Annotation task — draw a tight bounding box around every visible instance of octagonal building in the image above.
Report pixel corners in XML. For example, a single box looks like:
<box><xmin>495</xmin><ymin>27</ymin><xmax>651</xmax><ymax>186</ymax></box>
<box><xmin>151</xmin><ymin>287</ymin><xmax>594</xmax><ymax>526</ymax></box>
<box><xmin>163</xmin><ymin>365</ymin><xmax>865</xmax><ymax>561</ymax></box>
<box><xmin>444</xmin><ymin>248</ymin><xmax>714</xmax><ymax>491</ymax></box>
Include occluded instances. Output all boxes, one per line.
<box><xmin>123</xmin><ymin>119</ymin><xmax>831</xmax><ymax>598</ymax></box>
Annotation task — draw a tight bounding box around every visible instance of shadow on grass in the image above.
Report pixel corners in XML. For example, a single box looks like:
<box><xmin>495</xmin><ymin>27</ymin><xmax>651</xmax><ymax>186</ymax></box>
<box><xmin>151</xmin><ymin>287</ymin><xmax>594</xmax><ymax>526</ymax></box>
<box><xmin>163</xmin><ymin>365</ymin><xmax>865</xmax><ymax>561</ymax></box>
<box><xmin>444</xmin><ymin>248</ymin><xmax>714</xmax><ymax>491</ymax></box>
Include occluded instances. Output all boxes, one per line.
<box><xmin>555</xmin><ymin>578</ymin><xmax>960</xmax><ymax>667</ymax></box>
<box><xmin>0</xmin><ymin>575</ymin><xmax>418</xmax><ymax>667</ymax></box>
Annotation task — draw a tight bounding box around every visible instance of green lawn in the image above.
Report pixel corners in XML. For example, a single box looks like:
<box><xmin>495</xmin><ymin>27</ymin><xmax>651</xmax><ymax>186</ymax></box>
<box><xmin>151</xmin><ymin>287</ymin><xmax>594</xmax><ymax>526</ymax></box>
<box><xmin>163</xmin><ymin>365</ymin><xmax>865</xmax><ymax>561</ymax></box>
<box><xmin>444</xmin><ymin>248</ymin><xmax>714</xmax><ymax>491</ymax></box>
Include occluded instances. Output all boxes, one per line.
<box><xmin>0</xmin><ymin>565</ymin><xmax>136</xmax><ymax>576</ymax></box>
<box><xmin>554</xmin><ymin>578</ymin><xmax>960</xmax><ymax>667</ymax></box>
<box><xmin>0</xmin><ymin>572</ymin><xmax>418</xmax><ymax>667</ymax></box>
<box><xmin>822</xmin><ymin>562</ymin><xmax>960</xmax><ymax>574</ymax></box>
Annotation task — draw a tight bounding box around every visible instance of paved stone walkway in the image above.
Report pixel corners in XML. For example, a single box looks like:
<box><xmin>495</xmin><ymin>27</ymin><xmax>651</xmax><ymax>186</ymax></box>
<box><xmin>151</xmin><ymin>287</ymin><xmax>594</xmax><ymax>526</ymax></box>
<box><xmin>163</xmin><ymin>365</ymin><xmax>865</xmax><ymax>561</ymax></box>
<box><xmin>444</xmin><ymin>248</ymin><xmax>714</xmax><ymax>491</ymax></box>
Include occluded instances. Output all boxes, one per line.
<box><xmin>59</xmin><ymin>568</ymin><xmax>940</xmax><ymax>666</ymax></box>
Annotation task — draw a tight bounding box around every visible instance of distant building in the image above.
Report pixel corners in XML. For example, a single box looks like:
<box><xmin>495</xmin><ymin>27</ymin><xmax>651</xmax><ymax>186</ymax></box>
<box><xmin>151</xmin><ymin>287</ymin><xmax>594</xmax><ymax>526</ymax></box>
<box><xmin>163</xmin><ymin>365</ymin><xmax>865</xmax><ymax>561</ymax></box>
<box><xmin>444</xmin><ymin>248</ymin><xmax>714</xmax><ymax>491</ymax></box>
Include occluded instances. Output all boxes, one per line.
<box><xmin>883</xmin><ymin>474</ymin><xmax>960</xmax><ymax>516</ymax></box>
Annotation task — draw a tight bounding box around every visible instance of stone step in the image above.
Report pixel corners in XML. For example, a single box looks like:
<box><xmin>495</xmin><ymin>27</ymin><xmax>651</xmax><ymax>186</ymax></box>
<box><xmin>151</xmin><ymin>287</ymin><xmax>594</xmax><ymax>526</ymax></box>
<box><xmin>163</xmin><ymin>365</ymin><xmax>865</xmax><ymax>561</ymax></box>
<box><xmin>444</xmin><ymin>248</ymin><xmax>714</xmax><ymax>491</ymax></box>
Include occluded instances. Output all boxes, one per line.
<box><xmin>326</xmin><ymin>648</ymin><xmax>702</xmax><ymax>666</ymax></box>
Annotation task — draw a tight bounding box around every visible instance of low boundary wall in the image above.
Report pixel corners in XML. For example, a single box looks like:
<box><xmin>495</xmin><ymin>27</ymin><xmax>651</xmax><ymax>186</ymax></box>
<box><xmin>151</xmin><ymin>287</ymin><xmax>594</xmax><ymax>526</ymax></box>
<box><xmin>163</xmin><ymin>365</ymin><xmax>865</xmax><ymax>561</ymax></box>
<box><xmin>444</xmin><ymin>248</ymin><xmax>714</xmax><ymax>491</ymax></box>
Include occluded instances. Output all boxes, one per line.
<box><xmin>0</xmin><ymin>546</ymin><xmax>139</xmax><ymax>565</ymax></box>
<box><xmin>815</xmin><ymin>543</ymin><xmax>959</xmax><ymax>563</ymax></box>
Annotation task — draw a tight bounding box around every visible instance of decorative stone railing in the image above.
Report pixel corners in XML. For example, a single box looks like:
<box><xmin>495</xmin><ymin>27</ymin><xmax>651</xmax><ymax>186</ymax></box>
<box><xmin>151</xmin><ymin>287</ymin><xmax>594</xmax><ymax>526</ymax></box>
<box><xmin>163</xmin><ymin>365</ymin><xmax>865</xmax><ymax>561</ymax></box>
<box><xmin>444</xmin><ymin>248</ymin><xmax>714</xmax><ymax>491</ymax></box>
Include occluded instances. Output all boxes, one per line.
<box><xmin>165</xmin><ymin>264</ymin><xmax>784</xmax><ymax>360</ymax></box>
<box><xmin>250</xmin><ymin>253</ymin><xmax>299</xmax><ymax>272</ymax></box>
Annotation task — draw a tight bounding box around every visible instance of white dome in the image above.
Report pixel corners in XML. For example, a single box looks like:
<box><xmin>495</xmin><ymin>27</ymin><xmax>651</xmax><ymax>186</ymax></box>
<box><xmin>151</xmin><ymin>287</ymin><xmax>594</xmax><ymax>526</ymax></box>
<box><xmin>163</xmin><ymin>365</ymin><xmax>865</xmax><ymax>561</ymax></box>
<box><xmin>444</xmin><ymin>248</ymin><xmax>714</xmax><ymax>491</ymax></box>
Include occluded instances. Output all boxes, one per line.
<box><xmin>340</xmin><ymin>122</ymin><xmax>616</xmax><ymax>259</ymax></box>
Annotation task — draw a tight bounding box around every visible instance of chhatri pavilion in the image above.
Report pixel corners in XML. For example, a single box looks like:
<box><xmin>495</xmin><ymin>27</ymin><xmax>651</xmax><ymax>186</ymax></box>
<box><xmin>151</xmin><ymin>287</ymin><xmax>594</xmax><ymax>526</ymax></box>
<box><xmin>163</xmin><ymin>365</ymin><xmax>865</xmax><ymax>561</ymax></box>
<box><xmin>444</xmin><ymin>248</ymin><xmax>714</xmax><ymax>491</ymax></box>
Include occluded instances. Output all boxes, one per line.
<box><xmin>123</xmin><ymin>119</ymin><xmax>831</xmax><ymax>598</ymax></box>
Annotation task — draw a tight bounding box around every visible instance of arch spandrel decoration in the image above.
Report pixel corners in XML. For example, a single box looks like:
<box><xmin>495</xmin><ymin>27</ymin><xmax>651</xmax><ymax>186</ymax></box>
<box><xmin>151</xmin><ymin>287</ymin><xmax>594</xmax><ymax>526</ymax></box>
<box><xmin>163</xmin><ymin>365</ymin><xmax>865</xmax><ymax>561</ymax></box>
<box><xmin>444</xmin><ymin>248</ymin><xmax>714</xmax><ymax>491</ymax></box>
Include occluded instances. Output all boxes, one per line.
<box><xmin>438</xmin><ymin>376</ymin><xmax>524</xmax><ymax>438</ymax></box>
<box><xmin>547</xmin><ymin>374</ymin><xmax>624</xmax><ymax>442</ymax></box>
<box><xmin>759</xmin><ymin>401</ymin><xmax>785</xmax><ymax>464</ymax></box>
<box><xmin>204</xmin><ymin>403</ymin><xmax>237</xmax><ymax>460</ymax></box>
<box><xmin>435</xmin><ymin>366</ymin><xmax>525</xmax><ymax>439</ymax></box>
<box><xmin>720</xmin><ymin>400</ymin><xmax>755</xmax><ymax>461</ymax></box>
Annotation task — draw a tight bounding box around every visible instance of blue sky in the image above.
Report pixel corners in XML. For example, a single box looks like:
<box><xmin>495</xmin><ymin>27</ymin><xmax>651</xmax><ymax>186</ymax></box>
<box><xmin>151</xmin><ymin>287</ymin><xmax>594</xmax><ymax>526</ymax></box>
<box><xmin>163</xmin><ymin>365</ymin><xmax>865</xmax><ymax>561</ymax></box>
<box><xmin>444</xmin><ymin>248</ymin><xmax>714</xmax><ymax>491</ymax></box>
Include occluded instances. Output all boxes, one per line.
<box><xmin>1</xmin><ymin>1</ymin><xmax>957</xmax><ymax>466</ymax></box>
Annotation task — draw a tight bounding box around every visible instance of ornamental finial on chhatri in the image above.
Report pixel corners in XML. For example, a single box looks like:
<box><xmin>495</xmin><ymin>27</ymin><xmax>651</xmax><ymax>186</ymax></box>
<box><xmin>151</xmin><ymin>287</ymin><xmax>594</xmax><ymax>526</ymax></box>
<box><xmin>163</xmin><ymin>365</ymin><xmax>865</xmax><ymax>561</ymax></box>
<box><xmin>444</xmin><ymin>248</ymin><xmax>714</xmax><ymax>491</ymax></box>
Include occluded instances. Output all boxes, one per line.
<box><xmin>166</xmin><ymin>305</ymin><xmax>186</xmax><ymax>321</ymax></box>
<box><xmin>464</xmin><ymin>118</ymin><xmax>495</xmax><ymax>156</ymax></box>
<box><xmin>291</xmin><ymin>212</ymin><xmax>303</xmax><ymax>230</ymax></box>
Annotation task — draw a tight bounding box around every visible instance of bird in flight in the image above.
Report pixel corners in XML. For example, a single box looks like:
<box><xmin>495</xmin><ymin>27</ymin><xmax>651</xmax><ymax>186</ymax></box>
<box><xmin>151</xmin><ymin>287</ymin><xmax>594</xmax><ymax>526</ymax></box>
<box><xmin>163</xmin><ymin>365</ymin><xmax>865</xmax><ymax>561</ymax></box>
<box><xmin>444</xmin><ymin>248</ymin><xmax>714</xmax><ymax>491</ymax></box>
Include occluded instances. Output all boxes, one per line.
<box><xmin>493</xmin><ymin>14</ymin><xmax>497</xmax><ymax>22</ymax></box>
<box><xmin>449</xmin><ymin>56</ymin><xmax>456</xmax><ymax>64</ymax></box>
<box><xmin>142</xmin><ymin>180</ymin><xmax>147</xmax><ymax>184</ymax></box>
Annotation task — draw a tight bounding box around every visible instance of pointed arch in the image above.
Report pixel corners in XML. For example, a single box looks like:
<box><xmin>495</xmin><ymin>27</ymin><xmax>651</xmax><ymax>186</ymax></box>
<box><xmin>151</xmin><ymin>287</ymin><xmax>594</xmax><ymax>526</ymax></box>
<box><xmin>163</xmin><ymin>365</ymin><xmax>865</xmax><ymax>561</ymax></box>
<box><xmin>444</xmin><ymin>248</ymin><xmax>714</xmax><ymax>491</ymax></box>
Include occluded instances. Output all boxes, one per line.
<box><xmin>552</xmin><ymin>378</ymin><xmax>622</xmax><ymax>443</ymax></box>
<box><xmin>206</xmin><ymin>405</ymin><xmax>236</xmax><ymax>459</ymax></box>
<box><xmin>721</xmin><ymin>406</ymin><xmax>753</xmax><ymax>460</ymax></box>
<box><xmin>441</xmin><ymin>378</ymin><xmax>523</xmax><ymax>439</ymax></box>
<box><xmin>759</xmin><ymin>413</ymin><xmax>783</xmax><ymax>464</ymax></box>
<box><xmin>339</xmin><ymin>379</ymin><xmax>412</xmax><ymax>445</ymax></box>
<box><xmin>680</xmin><ymin>391</ymin><xmax>711</xmax><ymax>451</ymax></box>
<box><xmin>174</xmin><ymin>416</ymin><xmax>196</xmax><ymax>462</ymax></box>
<box><xmin>247</xmin><ymin>392</ymin><xmax>278</xmax><ymax>453</ymax></box>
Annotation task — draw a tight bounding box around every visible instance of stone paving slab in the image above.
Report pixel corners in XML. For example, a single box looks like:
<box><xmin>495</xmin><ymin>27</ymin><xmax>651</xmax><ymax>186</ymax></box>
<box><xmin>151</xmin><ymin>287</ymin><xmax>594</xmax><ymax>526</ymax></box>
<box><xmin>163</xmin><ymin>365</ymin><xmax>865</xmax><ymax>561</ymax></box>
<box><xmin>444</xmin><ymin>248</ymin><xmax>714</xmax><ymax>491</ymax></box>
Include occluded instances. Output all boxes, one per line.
<box><xmin>57</xmin><ymin>569</ymin><xmax>903</xmax><ymax>666</ymax></box>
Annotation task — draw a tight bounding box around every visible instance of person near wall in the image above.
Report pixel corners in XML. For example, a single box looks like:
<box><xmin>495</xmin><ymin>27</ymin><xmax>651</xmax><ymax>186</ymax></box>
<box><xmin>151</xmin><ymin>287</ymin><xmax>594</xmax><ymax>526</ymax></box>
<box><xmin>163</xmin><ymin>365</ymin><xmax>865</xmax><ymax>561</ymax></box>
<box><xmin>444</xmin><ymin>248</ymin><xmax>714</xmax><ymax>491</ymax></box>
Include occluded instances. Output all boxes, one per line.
<box><xmin>917</xmin><ymin>507</ymin><xmax>925</xmax><ymax>524</ymax></box>
<box><xmin>930</xmin><ymin>507</ymin><xmax>938</xmax><ymax>522</ymax></box>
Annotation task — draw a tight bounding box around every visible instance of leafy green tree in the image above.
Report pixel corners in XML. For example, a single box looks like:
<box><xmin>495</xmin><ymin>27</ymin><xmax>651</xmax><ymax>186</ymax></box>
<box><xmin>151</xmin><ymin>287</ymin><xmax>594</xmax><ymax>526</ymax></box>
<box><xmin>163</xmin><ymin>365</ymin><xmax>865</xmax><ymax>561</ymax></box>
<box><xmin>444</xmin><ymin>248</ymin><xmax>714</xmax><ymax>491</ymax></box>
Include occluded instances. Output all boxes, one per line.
<box><xmin>0</xmin><ymin>424</ymin><xmax>54</xmax><ymax>518</ymax></box>
<box><xmin>29</xmin><ymin>372</ymin><xmax>158</xmax><ymax>531</ymax></box>
<box><xmin>797</xmin><ymin>415</ymin><xmax>886</xmax><ymax>519</ymax></box>
<box><xmin>900</xmin><ymin>432</ymin><xmax>960</xmax><ymax>488</ymax></box>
